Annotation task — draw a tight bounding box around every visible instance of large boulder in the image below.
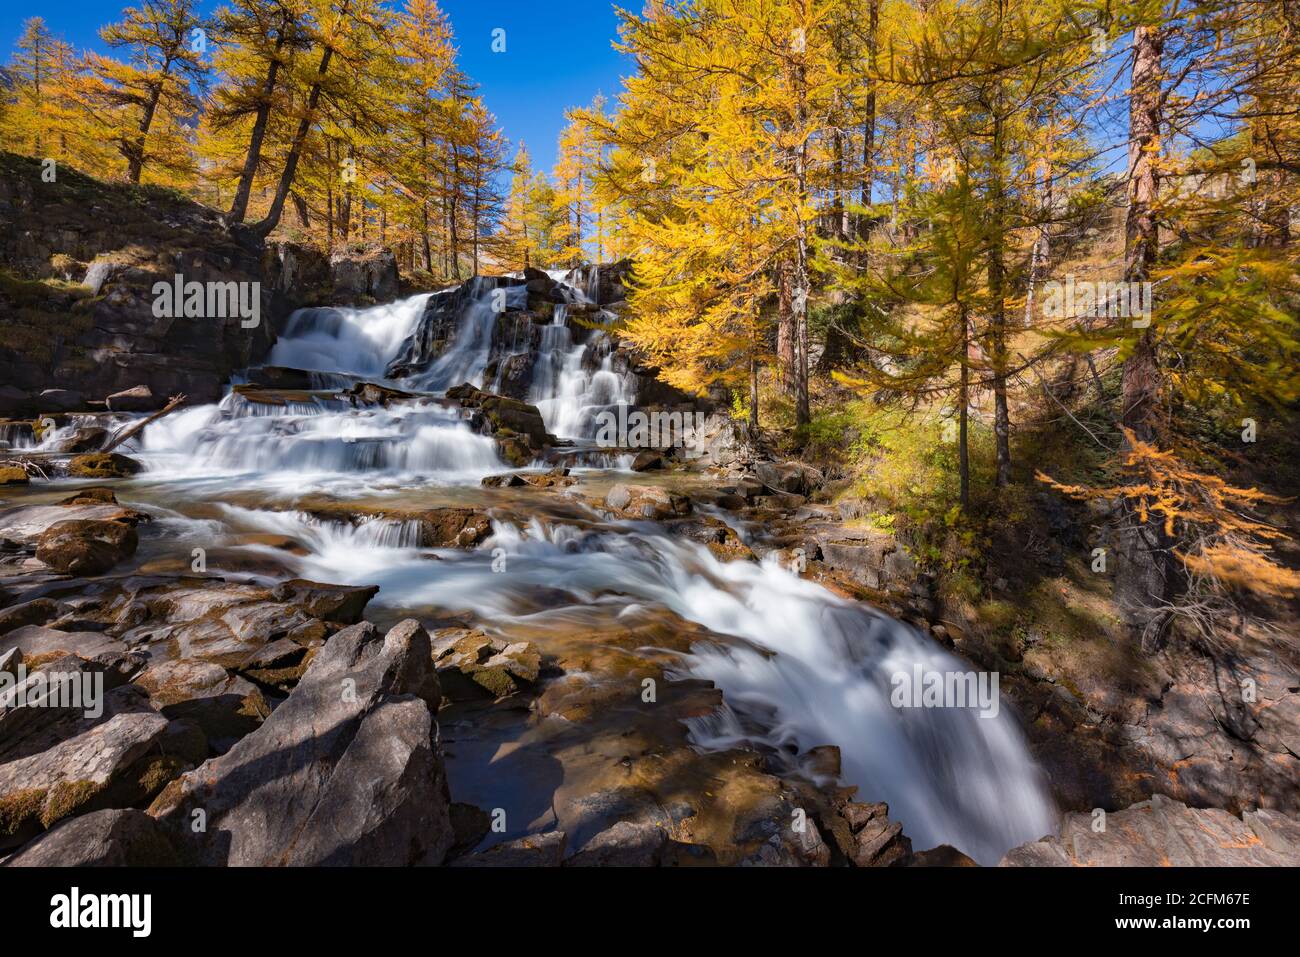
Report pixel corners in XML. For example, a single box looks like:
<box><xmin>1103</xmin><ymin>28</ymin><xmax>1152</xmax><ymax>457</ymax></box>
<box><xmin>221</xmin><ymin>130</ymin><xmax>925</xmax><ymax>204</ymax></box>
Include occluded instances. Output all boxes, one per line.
<box><xmin>35</xmin><ymin>518</ymin><xmax>139</xmax><ymax>575</ymax></box>
<box><xmin>149</xmin><ymin>618</ymin><xmax>454</xmax><ymax>866</ymax></box>
<box><xmin>4</xmin><ymin>808</ymin><xmax>180</xmax><ymax>866</ymax></box>
<box><xmin>0</xmin><ymin>684</ymin><xmax>169</xmax><ymax>850</ymax></box>
<box><xmin>329</xmin><ymin>247</ymin><xmax>399</xmax><ymax>304</ymax></box>
<box><xmin>1000</xmin><ymin>794</ymin><xmax>1300</xmax><ymax>867</ymax></box>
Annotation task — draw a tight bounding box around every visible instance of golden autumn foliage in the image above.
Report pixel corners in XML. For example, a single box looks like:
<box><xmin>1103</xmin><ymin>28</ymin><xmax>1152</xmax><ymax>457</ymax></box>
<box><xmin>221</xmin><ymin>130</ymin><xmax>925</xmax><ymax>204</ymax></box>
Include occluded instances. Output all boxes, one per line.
<box><xmin>1038</xmin><ymin>429</ymin><xmax>1300</xmax><ymax>600</ymax></box>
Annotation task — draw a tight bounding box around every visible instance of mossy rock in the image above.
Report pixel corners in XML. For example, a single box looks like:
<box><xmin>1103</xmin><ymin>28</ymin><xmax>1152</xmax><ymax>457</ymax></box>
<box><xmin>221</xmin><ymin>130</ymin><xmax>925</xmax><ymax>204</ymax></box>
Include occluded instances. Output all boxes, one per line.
<box><xmin>0</xmin><ymin>787</ymin><xmax>46</xmax><ymax>842</ymax></box>
<box><xmin>0</xmin><ymin>465</ymin><xmax>29</xmax><ymax>486</ymax></box>
<box><xmin>68</xmin><ymin>452</ymin><xmax>142</xmax><ymax>478</ymax></box>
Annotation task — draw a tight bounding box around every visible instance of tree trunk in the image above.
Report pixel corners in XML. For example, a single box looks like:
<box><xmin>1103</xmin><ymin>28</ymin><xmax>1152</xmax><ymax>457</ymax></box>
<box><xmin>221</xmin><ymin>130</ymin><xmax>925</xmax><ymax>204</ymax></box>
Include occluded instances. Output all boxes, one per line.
<box><xmin>958</xmin><ymin>305</ymin><xmax>970</xmax><ymax>508</ymax></box>
<box><xmin>125</xmin><ymin>81</ymin><xmax>163</xmax><ymax>184</ymax></box>
<box><xmin>858</xmin><ymin>0</ymin><xmax>879</xmax><ymax>243</ymax></box>
<box><xmin>1117</xmin><ymin>21</ymin><xmax>1175</xmax><ymax>651</ymax></box>
<box><xmin>251</xmin><ymin>38</ymin><xmax>338</xmax><ymax>240</ymax></box>
<box><xmin>228</xmin><ymin>31</ymin><xmax>286</xmax><ymax>225</ymax></box>
<box><xmin>792</xmin><ymin>17</ymin><xmax>812</xmax><ymax>429</ymax></box>
<box><xmin>988</xmin><ymin>50</ymin><xmax>1012</xmax><ymax>488</ymax></box>
<box><xmin>777</xmin><ymin>261</ymin><xmax>795</xmax><ymax>391</ymax></box>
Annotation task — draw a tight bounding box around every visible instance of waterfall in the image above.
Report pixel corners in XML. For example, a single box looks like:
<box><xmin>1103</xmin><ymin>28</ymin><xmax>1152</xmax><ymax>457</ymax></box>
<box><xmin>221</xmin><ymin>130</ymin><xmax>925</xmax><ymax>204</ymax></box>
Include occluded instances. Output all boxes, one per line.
<box><xmin>136</xmin><ymin>293</ymin><xmax>504</xmax><ymax>486</ymax></box>
<box><xmin>269</xmin><ymin>294</ymin><xmax>431</xmax><ymax>379</ymax></box>
<box><xmin>528</xmin><ymin>304</ymin><xmax>637</xmax><ymax>440</ymax></box>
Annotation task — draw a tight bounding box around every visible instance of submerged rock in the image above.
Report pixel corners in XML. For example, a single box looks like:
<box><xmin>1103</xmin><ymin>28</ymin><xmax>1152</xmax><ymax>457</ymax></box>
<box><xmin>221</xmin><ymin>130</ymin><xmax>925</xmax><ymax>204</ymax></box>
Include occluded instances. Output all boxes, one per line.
<box><xmin>433</xmin><ymin>629</ymin><xmax>541</xmax><ymax>700</ymax></box>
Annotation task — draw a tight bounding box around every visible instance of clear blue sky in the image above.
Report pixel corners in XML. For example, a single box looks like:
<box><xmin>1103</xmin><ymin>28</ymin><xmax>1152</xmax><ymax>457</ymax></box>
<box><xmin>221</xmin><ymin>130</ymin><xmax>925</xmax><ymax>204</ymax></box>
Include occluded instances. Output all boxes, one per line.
<box><xmin>0</xmin><ymin>0</ymin><xmax>632</xmax><ymax>174</ymax></box>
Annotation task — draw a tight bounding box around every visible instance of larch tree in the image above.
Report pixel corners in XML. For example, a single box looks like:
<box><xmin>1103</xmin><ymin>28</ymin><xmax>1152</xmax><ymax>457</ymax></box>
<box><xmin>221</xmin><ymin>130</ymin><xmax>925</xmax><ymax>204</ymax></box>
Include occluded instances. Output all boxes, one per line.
<box><xmin>84</xmin><ymin>0</ymin><xmax>207</xmax><ymax>184</ymax></box>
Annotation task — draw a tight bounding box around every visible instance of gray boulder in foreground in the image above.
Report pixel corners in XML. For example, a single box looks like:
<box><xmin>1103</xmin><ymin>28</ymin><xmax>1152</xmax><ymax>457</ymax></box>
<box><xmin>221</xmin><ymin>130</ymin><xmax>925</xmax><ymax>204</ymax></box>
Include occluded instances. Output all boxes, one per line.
<box><xmin>149</xmin><ymin>618</ymin><xmax>452</xmax><ymax>866</ymax></box>
<box><xmin>1000</xmin><ymin>793</ymin><xmax>1300</xmax><ymax>866</ymax></box>
<box><xmin>4</xmin><ymin>808</ymin><xmax>178</xmax><ymax>866</ymax></box>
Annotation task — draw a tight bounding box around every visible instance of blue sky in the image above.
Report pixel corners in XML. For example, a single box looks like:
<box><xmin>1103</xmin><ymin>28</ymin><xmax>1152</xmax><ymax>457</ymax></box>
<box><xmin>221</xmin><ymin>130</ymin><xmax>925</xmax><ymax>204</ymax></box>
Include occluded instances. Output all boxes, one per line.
<box><xmin>0</xmin><ymin>0</ymin><xmax>633</xmax><ymax>173</ymax></box>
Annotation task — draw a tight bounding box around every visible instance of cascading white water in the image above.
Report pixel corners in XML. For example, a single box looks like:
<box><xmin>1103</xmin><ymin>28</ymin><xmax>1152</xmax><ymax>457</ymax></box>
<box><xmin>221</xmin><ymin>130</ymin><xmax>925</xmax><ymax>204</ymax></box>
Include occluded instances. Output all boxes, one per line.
<box><xmin>222</xmin><ymin>511</ymin><xmax>1056</xmax><ymax>864</ymax></box>
<box><xmin>269</xmin><ymin>294</ymin><xmax>431</xmax><ymax>378</ymax></box>
<box><xmin>528</xmin><ymin>304</ymin><xmax>636</xmax><ymax>439</ymax></box>
<box><xmin>408</xmin><ymin>280</ymin><xmax>528</xmax><ymax>392</ymax></box>
<box><xmin>135</xmin><ymin>293</ymin><xmax>504</xmax><ymax>486</ymax></box>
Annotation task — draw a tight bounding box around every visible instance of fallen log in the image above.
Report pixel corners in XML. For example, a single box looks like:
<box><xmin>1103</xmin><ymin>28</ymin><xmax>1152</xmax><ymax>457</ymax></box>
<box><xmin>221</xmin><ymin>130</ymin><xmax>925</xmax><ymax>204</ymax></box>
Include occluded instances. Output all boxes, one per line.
<box><xmin>102</xmin><ymin>393</ymin><xmax>187</xmax><ymax>453</ymax></box>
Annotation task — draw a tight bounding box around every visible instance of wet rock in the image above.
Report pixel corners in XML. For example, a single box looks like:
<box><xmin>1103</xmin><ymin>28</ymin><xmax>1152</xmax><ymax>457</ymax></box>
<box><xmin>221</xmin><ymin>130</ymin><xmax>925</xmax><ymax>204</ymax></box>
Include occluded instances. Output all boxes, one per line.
<box><xmin>908</xmin><ymin>844</ymin><xmax>979</xmax><ymax>866</ymax></box>
<box><xmin>340</xmin><ymin>381</ymin><xmax>418</xmax><ymax>407</ymax></box>
<box><xmin>840</xmin><ymin>801</ymin><xmax>912</xmax><ymax>866</ymax></box>
<box><xmin>1000</xmin><ymin>794</ymin><xmax>1300</xmax><ymax>866</ymax></box>
<box><xmin>58</xmin><ymin>487</ymin><xmax>120</xmax><ymax>506</ymax></box>
<box><xmin>434</xmin><ymin>630</ymin><xmax>541</xmax><ymax>700</ymax></box>
<box><xmin>4</xmin><ymin>807</ymin><xmax>180</xmax><ymax>866</ymax></box>
<box><xmin>0</xmin><ymin>598</ymin><xmax>57</xmax><ymax>634</ymax></box>
<box><xmin>67</xmin><ymin>452</ymin><xmax>142</xmax><ymax>478</ymax></box>
<box><xmin>481</xmin><ymin>471</ymin><xmax>527</xmax><ymax>488</ymax></box>
<box><xmin>631</xmin><ymin>450</ymin><xmax>667</xmax><ymax>472</ymax></box>
<box><xmin>269</xmin><ymin>579</ymin><xmax>377</xmax><ymax>624</ymax></box>
<box><xmin>450</xmin><ymin>830</ymin><xmax>567</xmax><ymax>867</ymax></box>
<box><xmin>149</xmin><ymin>618</ymin><xmax>453</xmax><ymax>866</ymax></box>
<box><xmin>105</xmin><ymin>385</ymin><xmax>162</xmax><ymax>413</ymax></box>
<box><xmin>134</xmin><ymin>659</ymin><xmax>270</xmax><ymax>752</ymax></box>
<box><xmin>603</xmin><ymin>483</ymin><xmax>690</xmax><ymax>520</ymax></box>
<box><xmin>0</xmin><ymin>465</ymin><xmax>28</xmax><ymax>486</ymax></box>
<box><xmin>414</xmin><ymin>507</ymin><xmax>492</xmax><ymax>547</ymax></box>
<box><xmin>36</xmin><ymin>519</ymin><xmax>139</xmax><ymax>575</ymax></box>
<box><xmin>565</xmin><ymin>820</ymin><xmax>668</xmax><ymax>866</ymax></box>
<box><xmin>0</xmin><ymin>499</ymin><xmax>149</xmax><ymax>546</ymax></box>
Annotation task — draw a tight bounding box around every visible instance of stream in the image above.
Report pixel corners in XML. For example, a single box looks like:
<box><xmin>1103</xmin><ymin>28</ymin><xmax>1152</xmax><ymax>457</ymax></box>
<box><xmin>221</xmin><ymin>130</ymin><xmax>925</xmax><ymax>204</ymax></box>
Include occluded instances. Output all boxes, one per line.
<box><xmin>11</xmin><ymin>276</ymin><xmax>1057</xmax><ymax>864</ymax></box>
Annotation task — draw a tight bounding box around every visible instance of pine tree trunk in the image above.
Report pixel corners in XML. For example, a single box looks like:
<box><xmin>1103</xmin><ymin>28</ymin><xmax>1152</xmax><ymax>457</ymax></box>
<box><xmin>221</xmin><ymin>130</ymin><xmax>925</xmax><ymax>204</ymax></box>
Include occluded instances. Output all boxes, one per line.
<box><xmin>252</xmin><ymin>38</ymin><xmax>338</xmax><ymax>240</ymax></box>
<box><xmin>125</xmin><ymin>81</ymin><xmax>163</xmax><ymax>184</ymax></box>
<box><xmin>988</xmin><ymin>60</ymin><xmax>1012</xmax><ymax>488</ymax></box>
<box><xmin>958</xmin><ymin>305</ymin><xmax>970</xmax><ymax>508</ymax></box>
<box><xmin>792</xmin><ymin>24</ymin><xmax>812</xmax><ymax>429</ymax></box>
<box><xmin>228</xmin><ymin>32</ymin><xmax>286</xmax><ymax>226</ymax></box>
<box><xmin>777</xmin><ymin>262</ymin><xmax>795</xmax><ymax>392</ymax></box>
<box><xmin>1118</xmin><ymin>21</ymin><xmax>1175</xmax><ymax>651</ymax></box>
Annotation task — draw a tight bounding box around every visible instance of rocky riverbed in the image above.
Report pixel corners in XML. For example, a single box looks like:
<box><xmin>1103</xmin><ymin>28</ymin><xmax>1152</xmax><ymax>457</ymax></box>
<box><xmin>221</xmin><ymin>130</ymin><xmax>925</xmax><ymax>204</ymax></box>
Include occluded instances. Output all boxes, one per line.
<box><xmin>2</xmin><ymin>237</ymin><xmax>1297</xmax><ymax>867</ymax></box>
